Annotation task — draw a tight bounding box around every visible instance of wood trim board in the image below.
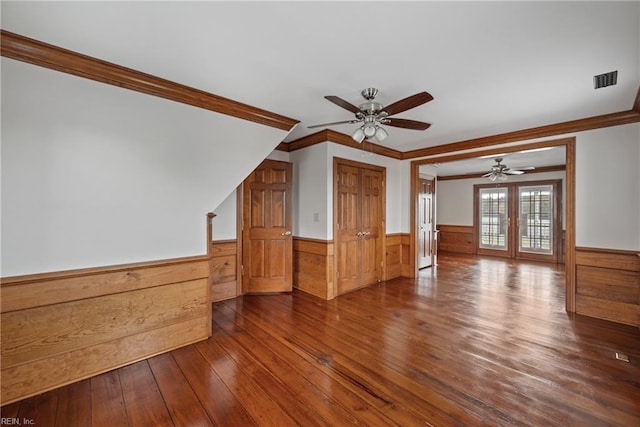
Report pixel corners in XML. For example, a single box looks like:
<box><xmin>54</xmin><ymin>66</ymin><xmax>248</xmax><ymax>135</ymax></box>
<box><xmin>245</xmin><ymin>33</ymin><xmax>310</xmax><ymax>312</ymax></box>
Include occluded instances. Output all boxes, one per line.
<box><xmin>0</xmin><ymin>30</ymin><xmax>298</xmax><ymax>131</ymax></box>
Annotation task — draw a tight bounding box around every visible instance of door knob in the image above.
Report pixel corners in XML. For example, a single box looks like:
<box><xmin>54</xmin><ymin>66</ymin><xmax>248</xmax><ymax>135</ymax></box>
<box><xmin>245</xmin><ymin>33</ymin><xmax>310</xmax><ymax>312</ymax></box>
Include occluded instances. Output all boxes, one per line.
<box><xmin>281</xmin><ymin>231</ymin><xmax>292</xmax><ymax>236</ymax></box>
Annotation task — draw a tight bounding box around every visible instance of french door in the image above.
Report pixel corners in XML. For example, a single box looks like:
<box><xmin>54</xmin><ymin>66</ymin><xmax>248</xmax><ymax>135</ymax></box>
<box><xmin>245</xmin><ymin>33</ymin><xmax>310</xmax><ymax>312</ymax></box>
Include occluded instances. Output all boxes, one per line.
<box><xmin>475</xmin><ymin>180</ymin><xmax>561</xmax><ymax>262</ymax></box>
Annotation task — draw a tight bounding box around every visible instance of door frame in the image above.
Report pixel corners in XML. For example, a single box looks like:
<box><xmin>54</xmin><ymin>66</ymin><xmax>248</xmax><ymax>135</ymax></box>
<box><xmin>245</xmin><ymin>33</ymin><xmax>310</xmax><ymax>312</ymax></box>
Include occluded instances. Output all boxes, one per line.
<box><xmin>410</xmin><ymin>137</ymin><xmax>576</xmax><ymax>313</ymax></box>
<box><xmin>333</xmin><ymin>157</ymin><xmax>386</xmax><ymax>295</ymax></box>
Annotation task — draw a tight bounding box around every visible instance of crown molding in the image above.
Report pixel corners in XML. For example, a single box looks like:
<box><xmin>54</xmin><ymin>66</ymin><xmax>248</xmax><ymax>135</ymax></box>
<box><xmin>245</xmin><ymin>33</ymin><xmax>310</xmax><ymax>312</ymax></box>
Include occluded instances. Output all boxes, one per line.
<box><xmin>0</xmin><ymin>29</ymin><xmax>299</xmax><ymax>131</ymax></box>
<box><xmin>402</xmin><ymin>109</ymin><xmax>640</xmax><ymax>160</ymax></box>
<box><xmin>280</xmin><ymin>106</ymin><xmax>638</xmax><ymax>161</ymax></box>
<box><xmin>279</xmin><ymin>129</ymin><xmax>404</xmax><ymax>159</ymax></box>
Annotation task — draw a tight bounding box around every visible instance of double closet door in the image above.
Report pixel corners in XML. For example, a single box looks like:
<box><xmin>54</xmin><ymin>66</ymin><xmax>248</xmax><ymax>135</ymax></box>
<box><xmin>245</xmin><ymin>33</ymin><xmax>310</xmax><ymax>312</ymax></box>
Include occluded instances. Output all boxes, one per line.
<box><xmin>334</xmin><ymin>158</ymin><xmax>385</xmax><ymax>294</ymax></box>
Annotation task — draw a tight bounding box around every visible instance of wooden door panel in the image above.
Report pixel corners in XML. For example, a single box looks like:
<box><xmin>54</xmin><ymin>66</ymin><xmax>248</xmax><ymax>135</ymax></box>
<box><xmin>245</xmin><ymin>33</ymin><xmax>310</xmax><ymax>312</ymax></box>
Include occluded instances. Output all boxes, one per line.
<box><xmin>361</xmin><ymin>168</ymin><xmax>383</xmax><ymax>284</ymax></box>
<box><xmin>243</xmin><ymin>160</ymin><xmax>292</xmax><ymax>293</ymax></box>
<box><xmin>270</xmin><ymin>239</ymin><xmax>287</xmax><ymax>278</ymax></box>
<box><xmin>361</xmin><ymin>235</ymin><xmax>380</xmax><ymax>285</ymax></box>
<box><xmin>335</xmin><ymin>160</ymin><xmax>384</xmax><ymax>295</ymax></box>
<box><xmin>249</xmin><ymin>240</ymin><xmax>265</xmax><ymax>278</ymax></box>
<box><xmin>271</xmin><ymin>190</ymin><xmax>287</xmax><ymax>228</ymax></box>
<box><xmin>338</xmin><ymin>240</ymin><xmax>360</xmax><ymax>293</ymax></box>
<box><xmin>250</xmin><ymin>189</ymin><xmax>266</xmax><ymax>228</ymax></box>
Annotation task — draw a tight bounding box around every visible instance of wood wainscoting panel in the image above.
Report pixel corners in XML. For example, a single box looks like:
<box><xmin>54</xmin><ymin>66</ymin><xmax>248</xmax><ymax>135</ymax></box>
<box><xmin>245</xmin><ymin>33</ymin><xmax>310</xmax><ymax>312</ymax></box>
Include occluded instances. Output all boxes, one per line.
<box><xmin>576</xmin><ymin>247</ymin><xmax>640</xmax><ymax>327</ymax></box>
<box><xmin>400</xmin><ymin>234</ymin><xmax>412</xmax><ymax>277</ymax></box>
<box><xmin>386</xmin><ymin>233</ymin><xmax>412</xmax><ymax>279</ymax></box>
<box><xmin>385</xmin><ymin>234</ymin><xmax>402</xmax><ymax>280</ymax></box>
<box><xmin>0</xmin><ymin>256</ymin><xmax>210</xmax><ymax>405</ymax></box>
<box><xmin>293</xmin><ymin>238</ymin><xmax>335</xmax><ymax>300</ymax></box>
<box><xmin>210</xmin><ymin>240</ymin><xmax>238</xmax><ymax>302</ymax></box>
<box><xmin>437</xmin><ymin>225</ymin><xmax>475</xmax><ymax>255</ymax></box>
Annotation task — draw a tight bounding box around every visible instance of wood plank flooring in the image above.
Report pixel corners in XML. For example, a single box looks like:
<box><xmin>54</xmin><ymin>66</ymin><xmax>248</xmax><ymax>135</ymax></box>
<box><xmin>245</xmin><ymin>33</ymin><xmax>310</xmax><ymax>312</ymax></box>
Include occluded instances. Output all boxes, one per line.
<box><xmin>2</xmin><ymin>254</ymin><xmax>639</xmax><ymax>426</ymax></box>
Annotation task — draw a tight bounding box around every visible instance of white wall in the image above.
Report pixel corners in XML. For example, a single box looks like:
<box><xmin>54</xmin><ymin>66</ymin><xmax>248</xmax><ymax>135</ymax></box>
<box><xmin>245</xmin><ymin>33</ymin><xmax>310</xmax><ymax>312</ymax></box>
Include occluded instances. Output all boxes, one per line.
<box><xmin>437</xmin><ymin>171</ymin><xmax>567</xmax><ymax>226</ymax></box>
<box><xmin>1</xmin><ymin>59</ymin><xmax>290</xmax><ymax>276</ymax></box>
<box><xmin>575</xmin><ymin>123</ymin><xmax>639</xmax><ymax>251</ymax></box>
<box><xmin>211</xmin><ymin>190</ymin><xmax>238</xmax><ymax>241</ymax></box>
<box><xmin>290</xmin><ymin>143</ymin><xmax>330</xmax><ymax>239</ymax></box>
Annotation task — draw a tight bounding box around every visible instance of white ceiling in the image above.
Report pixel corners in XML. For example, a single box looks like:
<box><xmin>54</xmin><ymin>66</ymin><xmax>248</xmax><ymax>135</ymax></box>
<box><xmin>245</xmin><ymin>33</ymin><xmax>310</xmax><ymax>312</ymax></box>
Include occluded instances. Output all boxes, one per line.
<box><xmin>2</xmin><ymin>1</ymin><xmax>639</xmax><ymax>162</ymax></box>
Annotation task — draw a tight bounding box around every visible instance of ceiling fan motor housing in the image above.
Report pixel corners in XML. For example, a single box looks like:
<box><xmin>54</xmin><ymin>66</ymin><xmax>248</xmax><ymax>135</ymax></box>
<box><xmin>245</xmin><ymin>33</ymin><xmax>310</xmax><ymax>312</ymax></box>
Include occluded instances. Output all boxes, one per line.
<box><xmin>359</xmin><ymin>101</ymin><xmax>384</xmax><ymax>115</ymax></box>
<box><xmin>361</xmin><ymin>88</ymin><xmax>378</xmax><ymax>100</ymax></box>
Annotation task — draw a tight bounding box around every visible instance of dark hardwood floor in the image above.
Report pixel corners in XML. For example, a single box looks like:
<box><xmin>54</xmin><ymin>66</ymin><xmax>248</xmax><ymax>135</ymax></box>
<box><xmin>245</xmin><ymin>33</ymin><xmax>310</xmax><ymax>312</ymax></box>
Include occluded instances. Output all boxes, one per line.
<box><xmin>2</xmin><ymin>254</ymin><xmax>639</xmax><ymax>426</ymax></box>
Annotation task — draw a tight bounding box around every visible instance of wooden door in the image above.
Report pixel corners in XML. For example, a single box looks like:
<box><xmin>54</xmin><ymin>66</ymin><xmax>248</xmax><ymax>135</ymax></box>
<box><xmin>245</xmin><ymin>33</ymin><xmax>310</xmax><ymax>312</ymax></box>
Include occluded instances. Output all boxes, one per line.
<box><xmin>360</xmin><ymin>168</ymin><xmax>384</xmax><ymax>285</ymax></box>
<box><xmin>335</xmin><ymin>163</ymin><xmax>361</xmax><ymax>293</ymax></box>
<box><xmin>335</xmin><ymin>159</ymin><xmax>384</xmax><ymax>295</ymax></box>
<box><xmin>417</xmin><ymin>178</ymin><xmax>434</xmax><ymax>269</ymax></box>
<box><xmin>242</xmin><ymin>159</ymin><xmax>293</xmax><ymax>293</ymax></box>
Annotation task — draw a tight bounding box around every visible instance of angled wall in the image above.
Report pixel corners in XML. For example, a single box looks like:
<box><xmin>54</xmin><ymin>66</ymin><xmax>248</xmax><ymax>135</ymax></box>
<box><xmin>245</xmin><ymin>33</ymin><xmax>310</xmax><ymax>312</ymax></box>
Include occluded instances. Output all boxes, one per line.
<box><xmin>1</xmin><ymin>58</ymin><xmax>290</xmax><ymax>276</ymax></box>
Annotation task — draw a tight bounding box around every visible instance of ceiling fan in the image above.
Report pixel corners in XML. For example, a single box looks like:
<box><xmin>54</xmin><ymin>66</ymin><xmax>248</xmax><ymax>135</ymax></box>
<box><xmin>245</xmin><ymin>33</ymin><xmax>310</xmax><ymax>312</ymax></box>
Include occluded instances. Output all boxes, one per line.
<box><xmin>482</xmin><ymin>158</ymin><xmax>534</xmax><ymax>181</ymax></box>
<box><xmin>308</xmin><ymin>88</ymin><xmax>433</xmax><ymax>143</ymax></box>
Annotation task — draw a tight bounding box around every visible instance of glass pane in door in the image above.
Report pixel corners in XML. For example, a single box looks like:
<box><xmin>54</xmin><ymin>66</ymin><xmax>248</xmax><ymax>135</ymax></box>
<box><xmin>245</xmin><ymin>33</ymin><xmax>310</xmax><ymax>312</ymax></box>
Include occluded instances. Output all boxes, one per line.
<box><xmin>518</xmin><ymin>185</ymin><xmax>553</xmax><ymax>255</ymax></box>
<box><xmin>478</xmin><ymin>187</ymin><xmax>508</xmax><ymax>250</ymax></box>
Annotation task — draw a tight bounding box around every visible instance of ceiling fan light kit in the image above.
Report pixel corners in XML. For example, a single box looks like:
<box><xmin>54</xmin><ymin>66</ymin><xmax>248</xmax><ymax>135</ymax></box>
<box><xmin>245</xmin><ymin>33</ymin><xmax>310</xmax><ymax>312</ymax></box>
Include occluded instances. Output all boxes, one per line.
<box><xmin>488</xmin><ymin>171</ymin><xmax>509</xmax><ymax>182</ymax></box>
<box><xmin>308</xmin><ymin>88</ymin><xmax>433</xmax><ymax>143</ymax></box>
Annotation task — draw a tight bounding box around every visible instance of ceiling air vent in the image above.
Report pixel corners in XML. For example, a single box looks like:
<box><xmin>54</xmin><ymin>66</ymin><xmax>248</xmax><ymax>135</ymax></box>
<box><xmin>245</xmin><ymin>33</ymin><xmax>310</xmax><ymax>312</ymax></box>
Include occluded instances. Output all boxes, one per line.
<box><xmin>594</xmin><ymin>71</ymin><xmax>618</xmax><ymax>89</ymax></box>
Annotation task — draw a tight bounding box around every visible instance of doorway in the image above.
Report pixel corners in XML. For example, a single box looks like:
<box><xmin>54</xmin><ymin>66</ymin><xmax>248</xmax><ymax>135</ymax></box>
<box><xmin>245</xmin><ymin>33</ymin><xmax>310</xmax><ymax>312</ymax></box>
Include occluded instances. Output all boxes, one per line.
<box><xmin>410</xmin><ymin>137</ymin><xmax>576</xmax><ymax>312</ymax></box>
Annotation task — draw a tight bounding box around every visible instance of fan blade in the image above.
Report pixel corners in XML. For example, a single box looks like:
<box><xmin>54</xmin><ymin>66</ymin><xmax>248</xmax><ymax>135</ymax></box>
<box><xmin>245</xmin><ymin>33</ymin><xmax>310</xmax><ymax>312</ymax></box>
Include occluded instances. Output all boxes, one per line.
<box><xmin>307</xmin><ymin>119</ymin><xmax>359</xmax><ymax>129</ymax></box>
<box><xmin>324</xmin><ymin>96</ymin><xmax>361</xmax><ymax>114</ymax></box>
<box><xmin>382</xmin><ymin>92</ymin><xmax>433</xmax><ymax>116</ymax></box>
<box><xmin>511</xmin><ymin>166</ymin><xmax>536</xmax><ymax>171</ymax></box>
<box><xmin>481</xmin><ymin>172</ymin><xmax>492</xmax><ymax>177</ymax></box>
<box><xmin>384</xmin><ymin>118</ymin><xmax>431</xmax><ymax>130</ymax></box>
<box><xmin>505</xmin><ymin>170</ymin><xmax>524</xmax><ymax>175</ymax></box>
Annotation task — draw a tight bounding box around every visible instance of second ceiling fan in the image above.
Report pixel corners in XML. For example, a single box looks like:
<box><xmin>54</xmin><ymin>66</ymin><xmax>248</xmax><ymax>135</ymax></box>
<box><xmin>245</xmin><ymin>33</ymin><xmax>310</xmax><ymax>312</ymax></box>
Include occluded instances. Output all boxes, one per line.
<box><xmin>308</xmin><ymin>88</ymin><xmax>433</xmax><ymax>142</ymax></box>
<box><xmin>483</xmin><ymin>158</ymin><xmax>535</xmax><ymax>182</ymax></box>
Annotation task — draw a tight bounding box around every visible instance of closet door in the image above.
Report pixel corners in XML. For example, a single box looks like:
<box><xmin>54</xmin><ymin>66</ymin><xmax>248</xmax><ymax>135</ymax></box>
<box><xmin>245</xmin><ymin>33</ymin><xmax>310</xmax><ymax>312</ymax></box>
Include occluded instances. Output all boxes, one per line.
<box><xmin>335</xmin><ymin>159</ymin><xmax>385</xmax><ymax>295</ymax></box>
<box><xmin>335</xmin><ymin>163</ymin><xmax>361</xmax><ymax>293</ymax></box>
<box><xmin>360</xmin><ymin>168</ymin><xmax>384</xmax><ymax>286</ymax></box>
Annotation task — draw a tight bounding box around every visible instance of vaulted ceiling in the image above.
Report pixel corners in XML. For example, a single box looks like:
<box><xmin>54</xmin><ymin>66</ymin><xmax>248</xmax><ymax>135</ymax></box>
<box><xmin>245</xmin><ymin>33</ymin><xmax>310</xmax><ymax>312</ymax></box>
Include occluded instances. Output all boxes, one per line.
<box><xmin>2</xmin><ymin>1</ymin><xmax>638</xmax><ymax>157</ymax></box>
